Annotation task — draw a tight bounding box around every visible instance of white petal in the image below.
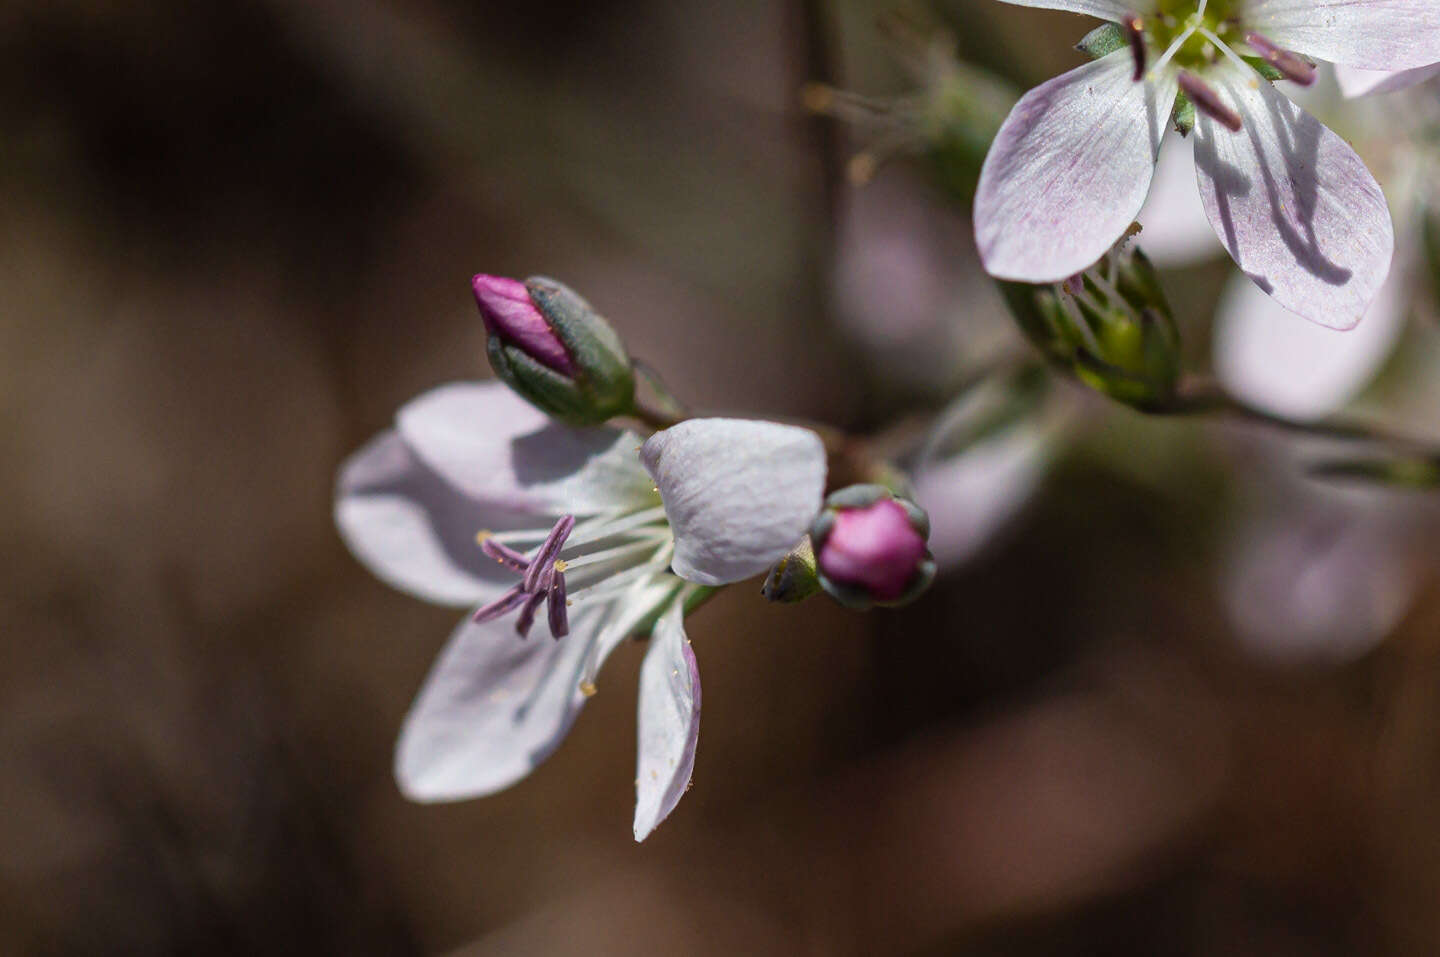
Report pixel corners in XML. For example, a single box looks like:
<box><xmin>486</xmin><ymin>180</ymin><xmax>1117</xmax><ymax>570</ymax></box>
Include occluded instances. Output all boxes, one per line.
<box><xmin>975</xmin><ymin>52</ymin><xmax>1177</xmax><ymax>283</ymax></box>
<box><xmin>395</xmin><ymin>593</ymin><xmax>650</xmax><ymax>802</ymax></box>
<box><xmin>1136</xmin><ymin>132</ymin><xmax>1224</xmax><ymax>267</ymax></box>
<box><xmin>396</xmin><ymin>381</ymin><xmax>655</xmax><ymax>514</ymax></box>
<box><xmin>992</xmin><ymin>0</ymin><xmax>1154</xmax><ymax>18</ymax></box>
<box><xmin>1213</xmin><ymin>262</ymin><xmax>1406</xmax><ymax>421</ymax></box>
<box><xmin>1193</xmin><ymin>66</ymin><xmax>1394</xmax><ymax>330</ymax></box>
<box><xmin>912</xmin><ymin>428</ymin><xmax>1051</xmax><ymax>569</ymax></box>
<box><xmin>1246</xmin><ymin>0</ymin><xmax>1440</xmax><ymax>72</ymax></box>
<box><xmin>1223</xmin><ymin>506</ymin><xmax>1417</xmax><ymax>663</ymax></box>
<box><xmin>335</xmin><ymin>431</ymin><xmax>535</xmax><ymax>607</ymax></box>
<box><xmin>641</xmin><ymin>419</ymin><xmax>826</xmax><ymax>585</ymax></box>
<box><xmin>1334</xmin><ymin>63</ymin><xmax>1440</xmax><ymax>97</ymax></box>
<box><xmin>632</xmin><ymin>600</ymin><xmax>701</xmax><ymax>841</ymax></box>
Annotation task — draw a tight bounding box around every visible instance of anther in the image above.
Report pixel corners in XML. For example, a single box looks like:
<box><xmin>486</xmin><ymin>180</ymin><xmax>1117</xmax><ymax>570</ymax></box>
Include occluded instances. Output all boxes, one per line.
<box><xmin>479</xmin><ymin>535</ymin><xmax>531</xmax><ymax>572</ymax></box>
<box><xmin>548</xmin><ymin>573</ymin><xmax>569</xmax><ymax>639</ymax></box>
<box><xmin>1178</xmin><ymin>71</ymin><xmax>1242</xmax><ymax>132</ymax></box>
<box><xmin>473</xmin><ymin>585</ymin><xmax>529</xmax><ymax>625</ymax></box>
<box><xmin>515</xmin><ymin>588</ymin><xmax>549</xmax><ymax>639</ymax></box>
<box><xmin>1244</xmin><ymin>32</ymin><xmax>1315</xmax><ymax>86</ymax></box>
<box><xmin>1122</xmin><ymin>13</ymin><xmax>1146</xmax><ymax>82</ymax></box>
<box><xmin>523</xmin><ymin>514</ymin><xmax>575</xmax><ymax>593</ymax></box>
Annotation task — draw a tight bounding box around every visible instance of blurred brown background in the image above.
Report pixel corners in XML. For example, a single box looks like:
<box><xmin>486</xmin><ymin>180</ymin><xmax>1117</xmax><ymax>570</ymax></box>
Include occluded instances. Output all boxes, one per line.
<box><xmin>5</xmin><ymin>1</ymin><xmax>1440</xmax><ymax>954</ymax></box>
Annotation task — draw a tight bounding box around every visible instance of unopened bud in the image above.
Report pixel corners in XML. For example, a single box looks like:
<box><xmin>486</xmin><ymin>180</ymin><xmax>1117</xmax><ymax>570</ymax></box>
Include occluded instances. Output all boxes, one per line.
<box><xmin>999</xmin><ymin>242</ymin><xmax>1181</xmax><ymax>410</ymax></box>
<box><xmin>810</xmin><ymin>485</ymin><xmax>935</xmax><ymax>609</ymax></box>
<box><xmin>473</xmin><ymin>274</ymin><xmax>635</xmax><ymax>426</ymax></box>
<box><xmin>760</xmin><ymin>536</ymin><xmax>822</xmax><ymax>604</ymax></box>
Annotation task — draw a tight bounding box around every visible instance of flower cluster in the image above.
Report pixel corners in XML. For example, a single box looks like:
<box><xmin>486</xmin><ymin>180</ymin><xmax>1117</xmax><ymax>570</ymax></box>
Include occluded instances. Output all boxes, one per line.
<box><xmin>337</xmin><ymin>275</ymin><xmax>940</xmax><ymax>839</ymax></box>
<box><xmin>976</xmin><ymin>0</ymin><xmax>1440</xmax><ymax>330</ymax></box>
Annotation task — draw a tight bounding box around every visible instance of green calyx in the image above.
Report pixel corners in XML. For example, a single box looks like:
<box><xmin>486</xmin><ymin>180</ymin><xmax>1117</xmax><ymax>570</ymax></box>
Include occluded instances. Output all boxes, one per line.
<box><xmin>488</xmin><ymin>277</ymin><xmax>636</xmax><ymax>427</ymax></box>
<box><xmin>1001</xmin><ymin>246</ymin><xmax>1182</xmax><ymax>411</ymax></box>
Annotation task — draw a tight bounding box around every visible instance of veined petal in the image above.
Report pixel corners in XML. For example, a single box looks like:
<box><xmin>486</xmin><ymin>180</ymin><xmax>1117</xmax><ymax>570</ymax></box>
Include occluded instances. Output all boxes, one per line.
<box><xmin>641</xmin><ymin>419</ymin><xmax>826</xmax><ymax>585</ymax></box>
<box><xmin>395</xmin><ymin>600</ymin><xmax>623</xmax><ymax>802</ymax></box>
<box><xmin>975</xmin><ymin>52</ymin><xmax>1177</xmax><ymax>283</ymax></box>
<box><xmin>632</xmin><ymin>599</ymin><xmax>701</xmax><ymax>842</ymax></box>
<box><xmin>1137</xmin><ymin>132</ymin><xmax>1224</xmax><ymax>267</ymax></box>
<box><xmin>992</xmin><ymin>0</ymin><xmax>1155</xmax><ymax>18</ymax></box>
<box><xmin>1335</xmin><ymin>63</ymin><xmax>1440</xmax><ymax>97</ymax></box>
<box><xmin>1193</xmin><ymin>65</ymin><xmax>1393</xmax><ymax>330</ymax></box>
<box><xmin>1245</xmin><ymin>0</ymin><xmax>1440</xmax><ymax>72</ymax></box>
<box><xmin>335</xmin><ymin>431</ymin><xmax>535</xmax><ymax>607</ymax></box>
<box><xmin>396</xmin><ymin>381</ymin><xmax>655</xmax><ymax>515</ymax></box>
<box><xmin>1213</xmin><ymin>262</ymin><xmax>1406</xmax><ymax>421</ymax></box>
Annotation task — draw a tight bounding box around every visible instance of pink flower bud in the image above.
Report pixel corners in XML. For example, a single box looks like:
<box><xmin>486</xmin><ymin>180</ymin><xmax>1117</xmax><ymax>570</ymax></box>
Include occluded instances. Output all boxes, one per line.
<box><xmin>813</xmin><ymin>490</ymin><xmax>933</xmax><ymax>606</ymax></box>
<box><xmin>472</xmin><ymin>274</ymin><xmax>576</xmax><ymax>376</ymax></box>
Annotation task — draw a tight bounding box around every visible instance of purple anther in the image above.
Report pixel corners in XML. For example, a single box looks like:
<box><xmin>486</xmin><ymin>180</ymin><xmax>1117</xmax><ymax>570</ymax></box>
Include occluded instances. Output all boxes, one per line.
<box><xmin>480</xmin><ymin>536</ymin><xmax>530</xmax><ymax>572</ymax></box>
<box><xmin>1244</xmin><ymin>32</ymin><xmax>1316</xmax><ymax>86</ymax></box>
<box><xmin>1064</xmin><ymin>274</ymin><xmax>1085</xmax><ymax>296</ymax></box>
<box><xmin>547</xmin><ymin>572</ymin><xmax>569</xmax><ymax>639</ymax></box>
<box><xmin>515</xmin><ymin>588</ymin><xmax>549</xmax><ymax>639</ymax></box>
<box><xmin>817</xmin><ymin>499</ymin><xmax>928</xmax><ymax>602</ymax></box>
<box><xmin>1178</xmin><ymin>71</ymin><xmax>1243</xmax><ymax>132</ymax></box>
<box><xmin>473</xmin><ymin>584</ymin><xmax>530</xmax><ymax>625</ymax></box>
<box><xmin>522</xmin><ymin>514</ymin><xmax>575</xmax><ymax>593</ymax></box>
<box><xmin>1122</xmin><ymin>12</ymin><xmax>1146</xmax><ymax>82</ymax></box>
<box><xmin>472</xmin><ymin>274</ymin><xmax>577</xmax><ymax>376</ymax></box>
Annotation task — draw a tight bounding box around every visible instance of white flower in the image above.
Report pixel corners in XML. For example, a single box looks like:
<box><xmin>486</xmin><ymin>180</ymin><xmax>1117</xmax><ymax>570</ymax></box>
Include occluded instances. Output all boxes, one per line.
<box><xmin>1336</xmin><ymin>62</ymin><xmax>1440</xmax><ymax>97</ymax></box>
<box><xmin>335</xmin><ymin>381</ymin><xmax>825</xmax><ymax>839</ymax></box>
<box><xmin>974</xmin><ymin>0</ymin><xmax>1440</xmax><ymax>328</ymax></box>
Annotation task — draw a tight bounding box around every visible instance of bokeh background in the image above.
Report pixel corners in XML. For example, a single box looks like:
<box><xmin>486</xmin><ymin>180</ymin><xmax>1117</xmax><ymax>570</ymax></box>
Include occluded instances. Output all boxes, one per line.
<box><xmin>6</xmin><ymin>1</ymin><xmax>1440</xmax><ymax>954</ymax></box>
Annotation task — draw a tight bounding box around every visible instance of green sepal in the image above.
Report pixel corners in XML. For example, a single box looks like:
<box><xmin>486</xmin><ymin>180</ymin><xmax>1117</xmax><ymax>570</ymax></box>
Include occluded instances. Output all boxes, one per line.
<box><xmin>522</xmin><ymin>276</ymin><xmax>636</xmax><ymax>425</ymax></box>
<box><xmin>1308</xmin><ymin>456</ymin><xmax>1440</xmax><ymax>489</ymax></box>
<box><xmin>761</xmin><ymin>537</ymin><xmax>822</xmax><ymax>604</ymax></box>
<box><xmin>1172</xmin><ymin>91</ymin><xmax>1196</xmax><ymax>137</ymax></box>
<box><xmin>1243</xmin><ymin>56</ymin><xmax>1286</xmax><ymax>82</ymax></box>
<box><xmin>1076</xmin><ymin>23</ymin><xmax>1126</xmax><ymax>60</ymax></box>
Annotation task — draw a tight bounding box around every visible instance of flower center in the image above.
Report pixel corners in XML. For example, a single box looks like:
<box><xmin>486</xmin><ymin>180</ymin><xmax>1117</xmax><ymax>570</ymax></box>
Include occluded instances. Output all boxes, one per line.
<box><xmin>473</xmin><ymin>504</ymin><xmax>676</xmax><ymax>639</ymax></box>
<box><xmin>1145</xmin><ymin>0</ymin><xmax>1240</xmax><ymax>75</ymax></box>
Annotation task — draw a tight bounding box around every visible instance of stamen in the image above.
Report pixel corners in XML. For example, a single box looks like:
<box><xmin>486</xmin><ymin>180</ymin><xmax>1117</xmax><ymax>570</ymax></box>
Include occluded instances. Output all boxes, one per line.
<box><xmin>473</xmin><ymin>584</ymin><xmax>529</xmax><ymax>625</ymax></box>
<box><xmin>1178</xmin><ymin>71</ymin><xmax>1242</xmax><ymax>132</ymax></box>
<box><xmin>561</xmin><ymin>538</ymin><xmax>670</xmax><ymax>574</ymax></box>
<box><xmin>523</xmin><ymin>514</ymin><xmax>575</xmax><ymax>593</ymax></box>
<box><xmin>1122</xmin><ymin>12</ymin><xmax>1146</xmax><ymax>82</ymax></box>
<box><xmin>1244</xmin><ymin>31</ymin><xmax>1315</xmax><ymax>86</ymax></box>
<box><xmin>477</xmin><ymin>533</ymin><xmax>530</xmax><ymax>572</ymax></box>
<box><xmin>548</xmin><ymin>573</ymin><xmax>569</xmax><ymax>639</ymax></box>
<box><xmin>568</xmin><ymin>505</ymin><xmax>668</xmax><ymax>547</ymax></box>
<box><xmin>515</xmin><ymin>587</ymin><xmax>549</xmax><ymax>639</ymax></box>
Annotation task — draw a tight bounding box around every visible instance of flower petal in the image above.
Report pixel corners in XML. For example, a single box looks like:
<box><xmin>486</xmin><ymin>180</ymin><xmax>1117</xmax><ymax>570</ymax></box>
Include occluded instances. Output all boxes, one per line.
<box><xmin>912</xmin><ymin>428</ymin><xmax>1052</xmax><ymax>569</ymax></box>
<box><xmin>1192</xmin><ymin>65</ymin><xmax>1394</xmax><ymax>330</ymax></box>
<box><xmin>395</xmin><ymin>595</ymin><xmax>637</xmax><ymax>802</ymax></box>
<box><xmin>1334</xmin><ymin>63</ymin><xmax>1440</xmax><ymax>97</ymax></box>
<box><xmin>992</xmin><ymin>0</ymin><xmax>1154</xmax><ymax>18</ymax></box>
<box><xmin>1137</xmin><ymin>132</ymin><xmax>1224</xmax><ymax>267</ymax></box>
<box><xmin>1246</xmin><ymin>0</ymin><xmax>1440</xmax><ymax>72</ymax></box>
<box><xmin>335</xmin><ymin>431</ymin><xmax>535</xmax><ymax>607</ymax></box>
<box><xmin>975</xmin><ymin>51</ymin><xmax>1177</xmax><ymax>283</ymax></box>
<box><xmin>633</xmin><ymin>599</ymin><xmax>701</xmax><ymax>842</ymax></box>
<box><xmin>641</xmin><ymin>419</ymin><xmax>826</xmax><ymax>585</ymax></box>
<box><xmin>1223</xmin><ymin>502</ymin><xmax>1419</xmax><ymax>663</ymax></box>
<box><xmin>1213</xmin><ymin>261</ymin><xmax>1406</xmax><ymax>421</ymax></box>
<box><xmin>396</xmin><ymin>381</ymin><xmax>655</xmax><ymax>514</ymax></box>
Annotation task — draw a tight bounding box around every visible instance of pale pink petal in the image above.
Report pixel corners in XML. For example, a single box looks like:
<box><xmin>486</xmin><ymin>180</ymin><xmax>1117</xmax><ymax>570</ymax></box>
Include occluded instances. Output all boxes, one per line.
<box><xmin>396</xmin><ymin>381</ymin><xmax>655</xmax><ymax>514</ymax></box>
<box><xmin>336</xmin><ymin>431</ymin><xmax>540</xmax><ymax>607</ymax></box>
<box><xmin>1334</xmin><ymin>63</ymin><xmax>1440</xmax><ymax>97</ymax></box>
<box><xmin>1246</xmin><ymin>0</ymin><xmax>1440</xmax><ymax>71</ymax></box>
<box><xmin>1193</xmin><ymin>64</ymin><xmax>1393</xmax><ymax>330</ymax></box>
<box><xmin>632</xmin><ymin>599</ymin><xmax>701</xmax><ymax>841</ymax></box>
<box><xmin>1213</xmin><ymin>260</ymin><xmax>1406</xmax><ymax>421</ymax></box>
<box><xmin>1137</xmin><ymin>132</ymin><xmax>1224</xmax><ymax>267</ymax></box>
<box><xmin>976</xmin><ymin>52</ymin><xmax>1177</xmax><ymax>283</ymax></box>
<box><xmin>993</xmin><ymin>0</ymin><xmax>1155</xmax><ymax>18</ymax></box>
